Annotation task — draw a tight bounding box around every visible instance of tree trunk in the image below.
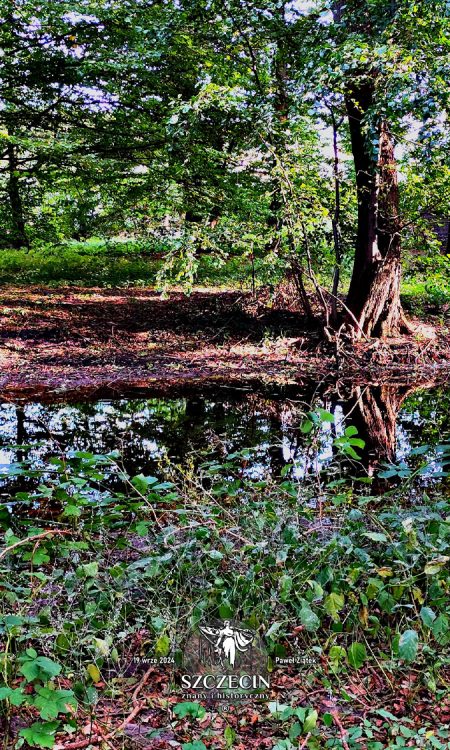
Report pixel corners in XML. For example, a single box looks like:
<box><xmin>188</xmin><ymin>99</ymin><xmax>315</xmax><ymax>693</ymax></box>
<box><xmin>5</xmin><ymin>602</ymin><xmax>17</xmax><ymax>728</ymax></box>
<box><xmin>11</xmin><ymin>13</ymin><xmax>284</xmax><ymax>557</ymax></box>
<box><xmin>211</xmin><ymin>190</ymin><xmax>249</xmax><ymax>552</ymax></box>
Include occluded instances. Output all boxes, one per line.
<box><xmin>345</xmin><ymin>82</ymin><xmax>380</xmax><ymax>318</ymax></box>
<box><xmin>329</xmin><ymin>107</ymin><xmax>343</xmax><ymax>324</ymax></box>
<box><xmin>345</xmin><ymin>93</ymin><xmax>407</xmax><ymax>338</ymax></box>
<box><xmin>265</xmin><ymin>10</ymin><xmax>288</xmax><ymax>255</ymax></box>
<box><xmin>6</xmin><ymin>142</ymin><xmax>29</xmax><ymax>249</ymax></box>
<box><xmin>333</xmin><ymin>0</ymin><xmax>410</xmax><ymax>339</ymax></box>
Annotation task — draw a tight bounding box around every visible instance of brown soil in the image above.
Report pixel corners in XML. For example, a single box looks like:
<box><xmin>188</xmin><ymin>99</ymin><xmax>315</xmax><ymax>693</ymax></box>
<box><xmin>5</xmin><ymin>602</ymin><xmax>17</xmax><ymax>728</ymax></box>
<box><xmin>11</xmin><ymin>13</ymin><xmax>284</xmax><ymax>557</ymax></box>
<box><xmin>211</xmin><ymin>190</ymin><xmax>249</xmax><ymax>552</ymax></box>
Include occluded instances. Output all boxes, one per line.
<box><xmin>0</xmin><ymin>285</ymin><xmax>449</xmax><ymax>400</ymax></box>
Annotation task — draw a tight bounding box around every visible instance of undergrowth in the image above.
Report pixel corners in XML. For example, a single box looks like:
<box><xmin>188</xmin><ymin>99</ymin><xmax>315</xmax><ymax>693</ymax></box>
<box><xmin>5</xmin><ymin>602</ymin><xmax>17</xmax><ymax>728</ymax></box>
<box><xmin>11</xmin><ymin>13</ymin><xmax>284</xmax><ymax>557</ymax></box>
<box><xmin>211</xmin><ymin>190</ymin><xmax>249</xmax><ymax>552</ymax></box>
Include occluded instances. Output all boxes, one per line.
<box><xmin>0</xmin><ymin>410</ymin><xmax>449</xmax><ymax>748</ymax></box>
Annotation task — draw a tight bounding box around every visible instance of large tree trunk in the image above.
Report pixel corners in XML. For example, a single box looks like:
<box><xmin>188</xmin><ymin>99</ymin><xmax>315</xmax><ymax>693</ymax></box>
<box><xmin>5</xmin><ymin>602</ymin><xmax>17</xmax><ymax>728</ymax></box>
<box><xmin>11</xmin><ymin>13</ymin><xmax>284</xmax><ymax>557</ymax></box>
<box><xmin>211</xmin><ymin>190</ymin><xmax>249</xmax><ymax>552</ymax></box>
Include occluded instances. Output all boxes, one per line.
<box><xmin>6</xmin><ymin>141</ymin><xmax>29</xmax><ymax>249</ymax></box>
<box><xmin>345</xmin><ymin>102</ymin><xmax>407</xmax><ymax>337</ymax></box>
<box><xmin>333</xmin><ymin>0</ymin><xmax>410</xmax><ymax>339</ymax></box>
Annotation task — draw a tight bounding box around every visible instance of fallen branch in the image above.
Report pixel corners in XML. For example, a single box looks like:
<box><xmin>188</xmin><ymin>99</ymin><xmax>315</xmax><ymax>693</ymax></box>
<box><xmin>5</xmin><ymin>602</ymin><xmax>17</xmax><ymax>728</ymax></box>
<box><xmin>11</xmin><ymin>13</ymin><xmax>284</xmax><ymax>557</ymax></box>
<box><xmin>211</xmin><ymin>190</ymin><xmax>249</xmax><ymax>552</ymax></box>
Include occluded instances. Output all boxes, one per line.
<box><xmin>54</xmin><ymin>668</ymin><xmax>153</xmax><ymax>749</ymax></box>
<box><xmin>331</xmin><ymin>710</ymin><xmax>350</xmax><ymax>750</ymax></box>
<box><xmin>299</xmin><ymin>732</ymin><xmax>311</xmax><ymax>749</ymax></box>
<box><xmin>131</xmin><ymin>666</ymin><xmax>154</xmax><ymax>706</ymax></box>
<box><xmin>54</xmin><ymin>736</ymin><xmax>100</xmax><ymax>750</ymax></box>
<box><xmin>109</xmin><ymin>700</ymin><xmax>145</xmax><ymax>736</ymax></box>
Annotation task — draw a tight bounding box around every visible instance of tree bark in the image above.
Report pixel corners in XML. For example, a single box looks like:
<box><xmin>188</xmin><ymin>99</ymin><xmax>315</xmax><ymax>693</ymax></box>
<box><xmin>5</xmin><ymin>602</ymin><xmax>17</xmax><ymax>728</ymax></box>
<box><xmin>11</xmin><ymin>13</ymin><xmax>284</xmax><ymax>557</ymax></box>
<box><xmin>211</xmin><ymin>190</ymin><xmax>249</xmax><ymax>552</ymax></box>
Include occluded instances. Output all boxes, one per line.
<box><xmin>6</xmin><ymin>141</ymin><xmax>29</xmax><ymax>249</ymax></box>
<box><xmin>333</xmin><ymin>0</ymin><xmax>410</xmax><ymax>339</ymax></box>
<box><xmin>345</xmin><ymin>94</ymin><xmax>408</xmax><ymax>338</ymax></box>
<box><xmin>344</xmin><ymin>81</ymin><xmax>380</xmax><ymax>317</ymax></box>
<box><xmin>350</xmin><ymin>122</ymin><xmax>408</xmax><ymax>337</ymax></box>
<box><xmin>328</xmin><ymin>107</ymin><xmax>343</xmax><ymax>324</ymax></box>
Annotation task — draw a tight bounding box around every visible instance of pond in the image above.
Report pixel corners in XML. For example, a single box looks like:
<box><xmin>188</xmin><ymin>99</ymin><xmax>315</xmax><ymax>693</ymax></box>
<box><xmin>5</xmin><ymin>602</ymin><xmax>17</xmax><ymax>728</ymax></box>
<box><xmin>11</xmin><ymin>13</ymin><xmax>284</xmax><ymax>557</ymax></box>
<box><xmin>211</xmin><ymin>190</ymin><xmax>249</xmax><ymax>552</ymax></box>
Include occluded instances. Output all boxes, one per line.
<box><xmin>0</xmin><ymin>381</ymin><xmax>449</xmax><ymax>498</ymax></box>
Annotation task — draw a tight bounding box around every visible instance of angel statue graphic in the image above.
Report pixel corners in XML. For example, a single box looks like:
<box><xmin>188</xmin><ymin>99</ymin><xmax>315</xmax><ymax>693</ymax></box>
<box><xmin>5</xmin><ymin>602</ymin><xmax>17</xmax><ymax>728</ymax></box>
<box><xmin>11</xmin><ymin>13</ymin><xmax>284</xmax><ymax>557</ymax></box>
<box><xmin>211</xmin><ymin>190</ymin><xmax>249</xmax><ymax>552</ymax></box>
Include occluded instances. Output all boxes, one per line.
<box><xmin>199</xmin><ymin>620</ymin><xmax>254</xmax><ymax>668</ymax></box>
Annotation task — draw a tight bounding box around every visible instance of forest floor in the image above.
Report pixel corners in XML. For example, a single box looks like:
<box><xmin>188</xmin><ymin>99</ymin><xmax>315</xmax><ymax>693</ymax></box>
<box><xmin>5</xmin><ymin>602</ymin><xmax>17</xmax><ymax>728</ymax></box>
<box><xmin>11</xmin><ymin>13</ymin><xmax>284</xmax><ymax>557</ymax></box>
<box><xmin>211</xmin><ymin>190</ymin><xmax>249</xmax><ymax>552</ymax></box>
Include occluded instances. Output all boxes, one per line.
<box><xmin>0</xmin><ymin>285</ymin><xmax>449</xmax><ymax>400</ymax></box>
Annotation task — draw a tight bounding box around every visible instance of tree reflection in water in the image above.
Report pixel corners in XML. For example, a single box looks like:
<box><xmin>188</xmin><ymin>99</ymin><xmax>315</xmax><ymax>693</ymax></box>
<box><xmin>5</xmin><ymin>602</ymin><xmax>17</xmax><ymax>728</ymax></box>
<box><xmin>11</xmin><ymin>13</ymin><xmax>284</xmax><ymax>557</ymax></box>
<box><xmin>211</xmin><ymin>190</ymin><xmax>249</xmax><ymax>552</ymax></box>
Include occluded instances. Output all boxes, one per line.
<box><xmin>0</xmin><ymin>380</ymin><xmax>449</xmax><ymax>496</ymax></box>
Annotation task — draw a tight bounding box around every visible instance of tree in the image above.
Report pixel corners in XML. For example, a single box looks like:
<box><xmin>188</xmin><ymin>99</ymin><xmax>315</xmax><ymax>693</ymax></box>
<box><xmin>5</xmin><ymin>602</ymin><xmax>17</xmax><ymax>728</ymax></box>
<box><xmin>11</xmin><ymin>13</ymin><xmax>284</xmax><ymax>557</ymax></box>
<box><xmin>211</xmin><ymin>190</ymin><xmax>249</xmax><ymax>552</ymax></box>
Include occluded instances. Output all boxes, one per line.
<box><xmin>0</xmin><ymin>0</ymin><xmax>448</xmax><ymax>344</ymax></box>
<box><xmin>325</xmin><ymin>0</ymin><xmax>450</xmax><ymax>337</ymax></box>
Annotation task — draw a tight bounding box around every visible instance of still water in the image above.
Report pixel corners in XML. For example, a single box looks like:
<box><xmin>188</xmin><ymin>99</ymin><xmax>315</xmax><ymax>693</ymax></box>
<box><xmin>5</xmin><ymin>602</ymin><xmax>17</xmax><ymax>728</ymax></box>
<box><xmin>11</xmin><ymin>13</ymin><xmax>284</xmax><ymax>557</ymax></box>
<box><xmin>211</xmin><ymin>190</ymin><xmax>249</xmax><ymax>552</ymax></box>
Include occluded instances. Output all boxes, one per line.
<box><xmin>0</xmin><ymin>383</ymin><xmax>448</xmax><ymax>492</ymax></box>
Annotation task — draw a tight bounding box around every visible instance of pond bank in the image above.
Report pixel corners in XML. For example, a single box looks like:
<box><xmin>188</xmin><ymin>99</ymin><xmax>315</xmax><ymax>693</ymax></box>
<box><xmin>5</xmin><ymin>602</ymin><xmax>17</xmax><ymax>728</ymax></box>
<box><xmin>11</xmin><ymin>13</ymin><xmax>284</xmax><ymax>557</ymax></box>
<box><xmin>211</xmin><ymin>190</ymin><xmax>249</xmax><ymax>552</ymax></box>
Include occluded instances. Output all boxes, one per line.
<box><xmin>0</xmin><ymin>286</ymin><xmax>449</xmax><ymax>399</ymax></box>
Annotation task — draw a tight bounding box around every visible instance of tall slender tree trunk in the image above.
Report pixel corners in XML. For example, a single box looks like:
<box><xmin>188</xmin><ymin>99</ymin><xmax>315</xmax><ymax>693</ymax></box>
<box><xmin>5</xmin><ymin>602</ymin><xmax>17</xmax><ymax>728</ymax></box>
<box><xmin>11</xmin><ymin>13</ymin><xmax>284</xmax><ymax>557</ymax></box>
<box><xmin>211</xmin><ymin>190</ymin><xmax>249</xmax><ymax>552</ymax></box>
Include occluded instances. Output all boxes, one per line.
<box><xmin>344</xmin><ymin>81</ymin><xmax>380</xmax><ymax>316</ymax></box>
<box><xmin>266</xmin><ymin>10</ymin><xmax>288</xmax><ymax>255</ymax></box>
<box><xmin>6</xmin><ymin>142</ymin><xmax>29</xmax><ymax>249</ymax></box>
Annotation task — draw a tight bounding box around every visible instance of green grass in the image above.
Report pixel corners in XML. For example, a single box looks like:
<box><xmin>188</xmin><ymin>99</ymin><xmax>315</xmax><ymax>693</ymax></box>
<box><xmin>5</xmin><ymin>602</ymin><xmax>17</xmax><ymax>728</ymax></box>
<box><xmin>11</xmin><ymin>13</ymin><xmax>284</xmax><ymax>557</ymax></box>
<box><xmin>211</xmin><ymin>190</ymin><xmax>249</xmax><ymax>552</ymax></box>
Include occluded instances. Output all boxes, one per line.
<box><xmin>0</xmin><ymin>239</ymin><xmax>282</xmax><ymax>290</ymax></box>
<box><xmin>0</xmin><ymin>240</ymin><xmax>448</xmax><ymax>313</ymax></box>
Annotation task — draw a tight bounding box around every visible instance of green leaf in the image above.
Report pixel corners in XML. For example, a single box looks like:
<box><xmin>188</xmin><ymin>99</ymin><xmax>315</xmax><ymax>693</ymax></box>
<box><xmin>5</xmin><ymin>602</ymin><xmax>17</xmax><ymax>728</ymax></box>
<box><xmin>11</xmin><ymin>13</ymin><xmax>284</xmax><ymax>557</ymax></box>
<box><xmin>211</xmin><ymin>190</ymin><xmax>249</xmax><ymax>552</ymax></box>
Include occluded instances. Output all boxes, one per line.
<box><xmin>33</xmin><ymin>687</ymin><xmax>77</xmax><ymax>720</ymax></box>
<box><xmin>155</xmin><ymin>633</ymin><xmax>170</xmax><ymax>658</ymax></box>
<box><xmin>267</xmin><ymin>701</ymin><xmax>291</xmax><ymax>717</ymax></box>
<box><xmin>93</xmin><ymin>637</ymin><xmax>111</xmax><ymax>657</ymax></box>
<box><xmin>86</xmin><ymin>664</ymin><xmax>101</xmax><ymax>683</ymax></box>
<box><xmin>173</xmin><ymin>702</ymin><xmax>206</xmax><ymax>719</ymax></box>
<box><xmin>316</xmin><ymin>408</ymin><xmax>334</xmax><ymax>422</ymax></box>
<box><xmin>363</xmin><ymin>532</ymin><xmax>388</xmax><ymax>543</ymax></box>
<box><xmin>424</xmin><ymin>556</ymin><xmax>449</xmax><ymax>575</ymax></box>
<box><xmin>62</xmin><ymin>504</ymin><xmax>82</xmax><ymax>518</ymax></box>
<box><xmin>0</xmin><ymin>686</ymin><xmax>26</xmax><ymax>706</ymax></box>
<box><xmin>298</xmin><ymin>604</ymin><xmax>320</xmax><ymax>632</ymax></box>
<box><xmin>347</xmin><ymin>642</ymin><xmax>367</xmax><ymax>669</ymax></box>
<box><xmin>289</xmin><ymin>722</ymin><xmax>302</xmax><ymax>740</ymax></box>
<box><xmin>420</xmin><ymin>607</ymin><xmax>436</xmax><ymax>628</ymax></box>
<box><xmin>19</xmin><ymin>655</ymin><xmax>62</xmax><ymax>682</ymax></box>
<box><xmin>303</xmin><ymin>709</ymin><xmax>318</xmax><ymax>732</ymax></box>
<box><xmin>398</xmin><ymin>630</ymin><xmax>418</xmax><ymax>662</ymax></box>
<box><xmin>224</xmin><ymin>725</ymin><xmax>236</xmax><ymax>747</ymax></box>
<box><xmin>132</xmin><ymin>474</ymin><xmax>159</xmax><ymax>494</ymax></box>
<box><xmin>432</xmin><ymin>615</ymin><xmax>450</xmax><ymax>645</ymax></box>
<box><xmin>76</xmin><ymin>562</ymin><xmax>98</xmax><ymax>578</ymax></box>
<box><xmin>329</xmin><ymin>645</ymin><xmax>346</xmax><ymax>669</ymax></box>
<box><xmin>19</xmin><ymin>722</ymin><xmax>60</xmax><ymax>748</ymax></box>
<box><xmin>324</xmin><ymin>592</ymin><xmax>345</xmax><ymax>622</ymax></box>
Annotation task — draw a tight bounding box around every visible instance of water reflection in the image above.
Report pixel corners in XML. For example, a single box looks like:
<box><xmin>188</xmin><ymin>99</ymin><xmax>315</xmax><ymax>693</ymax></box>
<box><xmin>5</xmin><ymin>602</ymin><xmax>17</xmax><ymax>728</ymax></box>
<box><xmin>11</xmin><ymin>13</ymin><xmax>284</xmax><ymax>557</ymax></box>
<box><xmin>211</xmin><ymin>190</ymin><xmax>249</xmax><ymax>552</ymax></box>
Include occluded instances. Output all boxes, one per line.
<box><xmin>0</xmin><ymin>382</ymin><xmax>449</xmax><ymax>494</ymax></box>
